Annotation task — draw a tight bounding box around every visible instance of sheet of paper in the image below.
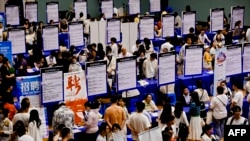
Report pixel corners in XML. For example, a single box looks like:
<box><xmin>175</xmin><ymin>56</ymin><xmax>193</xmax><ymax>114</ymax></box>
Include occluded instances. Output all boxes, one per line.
<box><xmin>6</xmin><ymin>5</ymin><xmax>20</xmax><ymax>25</ymax></box>
<box><xmin>226</xmin><ymin>44</ymin><xmax>242</xmax><ymax>76</ymax></box>
<box><xmin>25</xmin><ymin>2</ymin><xmax>38</xmax><ymax>22</ymax></box>
<box><xmin>74</xmin><ymin>1</ymin><xmax>87</xmax><ymax>19</ymax></box>
<box><xmin>182</xmin><ymin>12</ymin><xmax>196</xmax><ymax>35</ymax></box>
<box><xmin>243</xmin><ymin>43</ymin><xmax>250</xmax><ymax>73</ymax></box>
<box><xmin>149</xmin><ymin>0</ymin><xmax>161</xmax><ymax>12</ymax></box>
<box><xmin>128</xmin><ymin>0</ymin><xmax>140</xmax><ymax>15</ymax></box>
<box><xmin>184</xmin><ymin>45</ymin><xmax>203</xmax><ymax>76</ymax></box>
<box><xmin>41</xmin><ymin>67</ymin><xmax>63</xmax><ymax>104</ymax></box>
<box><xmin>162</xmin><ymin>14</ymin><xmax>175</xmax><ymax>37</ymax></box>
<box><xmin>140</xmin><ymin>17</ymin><xmax>154</xmax><ymax>40</ymax></box>
<box><xmin>107</xmin><ymin>19</ymin><xmax>121</xmax><ymax>43</ymax></box>
<box><xmin>69</xmin><ymin>22</ymin><xmax>84</xmax><ymax>47</ymax></box>
<box><xmin>117</xmin><ymin>57</ymin><xmax>137</xmax><ymax>91</ymax></box>
<box><xmin>46</xmin><ymin>2</ymin><xmax>59</xmax><ymax>23</ymax></box>
<box><xmin>8</xmin><ymin>28</ymin><xmax>26</xmax><ymax>54</ymax></box>
<box><xmin>210</xmin><ymin>8</ymin><xmax>224</xmax><ymax>32</ymax></box>
<box><xmin>43</xmin><ymin>26</ymin><xmax>59</xmax><ymax>51</ymax></box>
<box><xmin>158</xmin><ymin>52</ymin><xmax>175</xmax><ymax>85</ymax></box>
<box><xmin>101</xmin><ymin>0</ymin><xmax>113</xmax><ymax>18</ymax></box>
<box><xmin>86</xmin><ymin>61</ymin><xmax>107</xmax><ymax>96</ymax></box>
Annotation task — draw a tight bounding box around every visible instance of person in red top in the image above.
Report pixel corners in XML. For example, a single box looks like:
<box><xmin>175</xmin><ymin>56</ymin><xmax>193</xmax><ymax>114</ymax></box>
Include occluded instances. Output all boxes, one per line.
<box><xmin>2</xmin><ymin>84</ymin><xmax>17</xmax><ymax>120</ymax></box>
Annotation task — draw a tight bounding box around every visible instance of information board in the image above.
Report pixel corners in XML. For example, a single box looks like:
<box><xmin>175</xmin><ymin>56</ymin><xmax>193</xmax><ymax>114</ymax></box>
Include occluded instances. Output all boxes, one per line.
<box><xmin>41</xmin><ymin>66</ymin><xmax>64</xmax><ymax>104</ymax></box>
<box><xmin>42</xmin><ymin>25</ymin><xmax>59</xmax><ymax>51</ymax></box>
<box><xmin>117</xmin><ymin>56</ymin><xmax>137</xmax><ymax>92</ymax></box>
<box><xmin>184</xmin><ymin>44</ymin><xmax>203</xmax><ymax>76</ymax></box>
<box><xmin>86</xmin><ymin>60</ymin><xmax>107</xmax><ymax>96</ymax></box>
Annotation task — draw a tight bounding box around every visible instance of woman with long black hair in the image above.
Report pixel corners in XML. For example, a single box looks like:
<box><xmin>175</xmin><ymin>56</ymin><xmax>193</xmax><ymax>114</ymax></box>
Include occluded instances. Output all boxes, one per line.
<box><xmin>28</xmin><ymin>109</ymin><xmax>42</xmax><ymax>141</ymax></box>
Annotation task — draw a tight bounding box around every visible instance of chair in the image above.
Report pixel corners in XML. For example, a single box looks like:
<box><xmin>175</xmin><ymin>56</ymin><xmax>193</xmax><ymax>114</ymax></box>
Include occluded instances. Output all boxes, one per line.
<box><xmin>188</xmin><ymin>85</ymin><xmax>197</xmax><ymax>92</ymax></box>
<box><xmin>167</xmin><ymin>93</ymin><xmax>176</xmax><ymax>106</ymax></box>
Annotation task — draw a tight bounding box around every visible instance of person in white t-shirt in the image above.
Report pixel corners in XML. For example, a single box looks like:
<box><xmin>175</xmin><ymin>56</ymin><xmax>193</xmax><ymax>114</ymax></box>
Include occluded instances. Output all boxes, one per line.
<box><xmin>174</xmin><ymin>12</ymin><xmax>182</xmax><ymax>28</ymax></box>
<box><xmin>199</xmin><ymin>29</ymin><xmax>211</xmax><ymax>44</ymax></box>
<box><xmin>96</xmin><ymin>122</ymin><xmax>112</xmax><ymax>141</ymax></box>
<box><xmin>127</xmin><ymin>102</ymin><xmax>151</xmax><ymax>141</ymax></box>
<box><xmin>210</xmin><ymin>86</ymin><xmax>228</xmax><ymax>140</ymax></box>
<box><xmin>226</xmin><ymin>106</ymin><xmax>248</xmax><ymax>125</ymax></box>
<box><xmin>0</xmin><ymin>22</ymin><xmax>3</xmax><ymax>41</ymax></box>
<box><xmin>245</xmin><ymin>76</ymin><xmax>250</xmax><ymax>122</ymax></box>
<box><xmin>201</xmin><ymin>124</ymin><xmax>217</xmax><ymax>141</ymax></box>
<box><xmin>231</xmin><ymin>82</ymin><xmax>244</xmax><ymax>114</ymax></box>
<box><xmin>12</xmin><ymin>98</ymin><xmax>30</xmax><ymax>128</ymax></box>
<box><xmin>143</xmin><ymin>53</ymin><xmax>158</xmax><ymax>79</ymax></box>
<box><xmin>194</xmin><ymin>80</ymin><xmax>210</xmax><ymax>102</ymax></box>
<box><xmin>118</xmin><ymin>47</ymin><xmax>132</xmax><ymax>58</ymax></box>
<box><xmin>160</xmin><ymin>37</ymin><xmax>174</xmax><ymax>53</ymax></box>
<box><xmin>110</xmin><ymin>37</ymin><xmax>118</xmax><ymax>58</ymax></box>
<box><xmin>14</xmin><ymin>120</ymin><xmax>34</xmax><ymax>141</ymax></box>
<box><xmin>244</xmin><ymin>76</ymin><xmax>250</xmax><ymax>94</ymax></box>
<box><xmin>131</xmin><ymin>40</ymin><xmax>141</xmax><ymax>54</ymax></box>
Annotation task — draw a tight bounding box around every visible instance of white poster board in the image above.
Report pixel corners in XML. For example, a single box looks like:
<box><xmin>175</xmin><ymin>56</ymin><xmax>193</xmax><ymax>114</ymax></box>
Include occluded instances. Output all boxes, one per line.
<box><xmin>5</xmin><ymin>5</ymin><xmax>20</xmax><ymax>25</ymax></box>
<box><xmin>210</xmin><ymin>8</ymin><xmax>224</xmax><ymax>32</ymax></box>
<box><xmin>90</xmin><ymin>21</ymin><xmax>107</xmax><ymax>46</ymax></box>
<box><xmin>182</xmin><ymin>11</ymin><xmax>196</xmax><ymax>35</ymax></box>
<box><xmin>158</xmin><ymin>52</ymin><xmax>176</xmax><ymax>85</ymax></box>
<box><xmin>139</xmin><ymin>17</ymin><xmax>154</xmax><ymax>40</ymax></box>
<box><xmin>162</xmin><ymin>14</ymin><xmax>175</xmax><ymax>37</ymax></box>
<box><xmin>121</xmin><ymin>22</ymin><xmax>138</xmax><ymax>53</ymax></box>
<box><xmin>230</xmin><ymin>6</ymin><xmax>245</xmax><ymax>29</ymax></box>
<box><xmin>107</xmin><ymin>19</ymin><xmax>121</xmax><ymax>43</ymax></box>
<box><xmin>117</xmin><ymin>56</ymin><xmax>137</xmax><ymax>92</ymax></box>
<box><xmin>41</xmin><ymin>66</ymin><xmax>63</xmax><ymax>104</ymax></box>
<box><xmin>243</xmin><ymin>43</ymin><xmax>250</xmax><ymax>73</ymax></box>
<box><xmin>112</xmin><ymin>131</ymin><xmax>126</xmax><ymax>141</ymax></box>
<box><xmin>46</xmin><ymin>2</ymin><xmax>59</xmax><ymax>23</ymax></box>
<box><xmin>8</xmin><ymin>28</ymin><xmax>26</xmax><ymax>54</ymax></box>
<box><xmin>226</xmin><ymin>44</ymin><xmax>242</xmax><ymax>76</ymax></box>
<box><xmin>90</xmin><ymin>21</ymin><xmax>99</xmax><ymax>44</ymax></box>
<box><xmin>128</xmin><ymin>0</ymin><xmax>140</xmax><ymax>15</ymax></box>
<box><xmin>99</xmin><ymin>21</ymin><xmax>107</xmax><ymax>46</ymax></box>
<box><xmin>25</xmin><ymin>2</ymin><xmax>38</xmax><ymax>22</ymax></box>
<box><xmin>86</xmin><ymin>60</ymin><xmax>107</xmax><ymax>96</ymax></box>
<box><xmin>42</xmin><ymin>25</ymin><xmax>59</xmax><ymax>51</ymax></box>
<box><xmin>138</xmin><ymin>127</ymin><xmax>162</xmax><ymax>141</ymax></box>
<box><xmin>74</xmin><ymin>1</ymin><xmax>87</xmax><ymax>19</ymax></box>
<box><xmin>101</xmin><ymin>0</ymin><xmax>114</xmax><ymax>19</ymax></box>
<box><xmin>149</xmin><ymin>0</ymin><xmax>161</xmax><ymax>12</ymax></box>
<box><xmin>69</xmin><ymin>22</ymin><xmax>84</xmax><ymax>47</ymax></box>
<box><xmin>184</xmin><ymin>44</ymin><xmax>203</xmax><ymax>76</ymax></box>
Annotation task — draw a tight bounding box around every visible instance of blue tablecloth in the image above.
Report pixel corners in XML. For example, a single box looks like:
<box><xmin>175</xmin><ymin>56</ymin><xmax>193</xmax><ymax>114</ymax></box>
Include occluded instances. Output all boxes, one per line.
<box><xmin>176</xmin><ymin>72</ymin><xmax>214</xmax><ymax>97</ymax></box>
<box><xmin>152</xmin><ymin>38</ymin><xmax>165</xmax><ymax>48</ymax></box>
<box><xmin>59</xmin><ymin>32</ymin><xmax>70</xmax><ymax>48</ymax></box>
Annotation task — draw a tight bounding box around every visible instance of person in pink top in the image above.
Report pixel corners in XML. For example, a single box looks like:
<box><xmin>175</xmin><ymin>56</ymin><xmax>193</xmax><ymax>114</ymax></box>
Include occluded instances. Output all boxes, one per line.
<box><xmin>84</xmin><ymin>101</ymin><xmax>100</xmax><ymax>140</ymax></box>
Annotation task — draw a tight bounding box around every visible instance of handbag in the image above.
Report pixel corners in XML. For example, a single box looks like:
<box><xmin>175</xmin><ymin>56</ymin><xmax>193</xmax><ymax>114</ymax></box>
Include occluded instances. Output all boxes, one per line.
<box><xmin>200</xmin><ymin>90</ymin><xmax>207</xmax><ymax>118</ymax></box>
<box><xmin>178</xmin><ymin>113</ymin><xmax>189</xmax><ymax>138</ymax></box>
<box><xmin>206</xmin><ymin>110</ymin><xmax>213</xmax><ymax>124</ymax></box>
